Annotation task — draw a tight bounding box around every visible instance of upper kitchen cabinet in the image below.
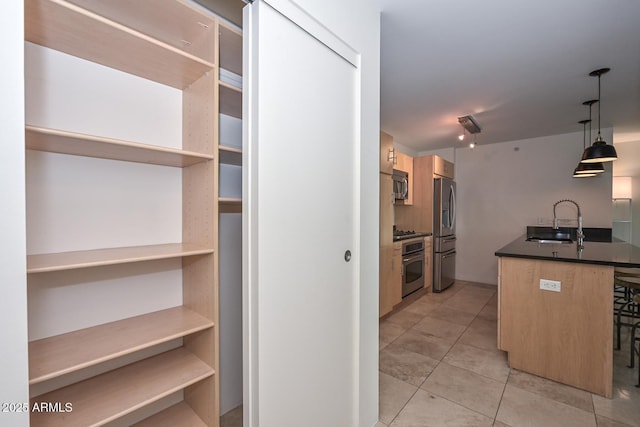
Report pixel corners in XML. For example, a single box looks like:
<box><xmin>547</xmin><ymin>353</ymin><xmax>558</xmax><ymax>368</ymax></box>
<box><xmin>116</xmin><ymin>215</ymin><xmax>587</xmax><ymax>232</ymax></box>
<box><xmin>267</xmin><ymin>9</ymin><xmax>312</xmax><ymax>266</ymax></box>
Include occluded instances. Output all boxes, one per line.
<box><xmin>380</xmin><ymin>131</ymin><xmax>394</xmax><ymax>174</ymax></box>
<box><xmin>432</xmin><ymin>156</ymin><xmax>453</xmax><ymax>179</ymax></box>
<box><xmin>433</xmin><ymin>155</ymin><xmax>454</xmax><ymax>179</ymax></box>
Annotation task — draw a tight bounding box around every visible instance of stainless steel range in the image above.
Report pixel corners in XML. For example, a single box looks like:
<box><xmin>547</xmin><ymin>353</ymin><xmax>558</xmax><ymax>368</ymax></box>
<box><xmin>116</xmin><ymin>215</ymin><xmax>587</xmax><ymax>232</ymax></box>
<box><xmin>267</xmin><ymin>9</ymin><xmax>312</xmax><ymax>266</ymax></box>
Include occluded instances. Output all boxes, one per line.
<box><xmin>393</xmin><ymin>228</ymin><xmax>431</xmax><ymax>242</ymax></box>
<box><xmin>401</xmin><ymin>239</ymin><xmax>425</xmax><ymax>298</ymax></box>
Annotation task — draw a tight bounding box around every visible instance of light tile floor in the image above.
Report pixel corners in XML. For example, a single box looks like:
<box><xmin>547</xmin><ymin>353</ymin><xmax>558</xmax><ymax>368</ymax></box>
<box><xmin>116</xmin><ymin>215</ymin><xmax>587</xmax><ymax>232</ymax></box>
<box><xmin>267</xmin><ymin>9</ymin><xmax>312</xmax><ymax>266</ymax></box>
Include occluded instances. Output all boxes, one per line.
<box><xmin>220</xmin><ymin>280</ymin><xmax>639</xmax><ymax>427</ymax></box>
<box><xmin>379</xmin><ymin>281</ymin><xmax>640</xmax><ymax>427</ymax></box>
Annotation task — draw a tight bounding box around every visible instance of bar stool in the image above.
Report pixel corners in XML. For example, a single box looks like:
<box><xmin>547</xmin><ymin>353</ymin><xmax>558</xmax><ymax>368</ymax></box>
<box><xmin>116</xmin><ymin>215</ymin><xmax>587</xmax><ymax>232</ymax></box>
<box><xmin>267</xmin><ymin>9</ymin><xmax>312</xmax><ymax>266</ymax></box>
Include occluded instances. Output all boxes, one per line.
<box><xmin>614</xmin><ymin>268</ymin><xmax>640</xmax><ymax>351</ymax></box>
<box><xmin>630</xmin><ymin>293</ymin><xmax>640</xmax><ymax>387</ymax></box>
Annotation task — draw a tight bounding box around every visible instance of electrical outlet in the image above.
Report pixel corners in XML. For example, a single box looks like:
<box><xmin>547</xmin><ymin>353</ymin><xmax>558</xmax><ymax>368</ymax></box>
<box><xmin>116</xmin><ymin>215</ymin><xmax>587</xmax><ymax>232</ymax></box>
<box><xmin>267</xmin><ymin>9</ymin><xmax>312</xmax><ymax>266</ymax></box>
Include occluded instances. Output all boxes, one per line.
<box><xmin>540</xmin><ymin>279</ymin><xmax>561</xmax><ymax>292</ymax></box>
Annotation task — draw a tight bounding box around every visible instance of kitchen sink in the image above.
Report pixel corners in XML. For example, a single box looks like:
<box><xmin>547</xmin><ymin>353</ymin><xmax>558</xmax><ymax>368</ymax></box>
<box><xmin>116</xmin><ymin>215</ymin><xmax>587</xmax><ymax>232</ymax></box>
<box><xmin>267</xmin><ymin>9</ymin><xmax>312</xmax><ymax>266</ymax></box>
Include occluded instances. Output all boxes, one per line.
<box><xmin>526</xmin><ymin>228</ymin><xmax>572</xmax><ymax>244</ymax></box>
<box><xmin>526</xmin><ymin>237</ymin><xmax>573</xmax><ymax>244</ymax></box>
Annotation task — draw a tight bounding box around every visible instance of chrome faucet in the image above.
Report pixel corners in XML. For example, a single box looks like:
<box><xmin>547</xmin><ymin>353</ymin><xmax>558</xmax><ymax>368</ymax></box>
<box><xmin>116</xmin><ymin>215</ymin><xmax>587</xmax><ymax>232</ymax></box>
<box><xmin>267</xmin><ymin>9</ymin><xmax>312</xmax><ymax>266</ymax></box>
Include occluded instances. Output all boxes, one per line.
<box><xmin>553</xmin><ymin>199</ymin><xmax>584</xmax><ymax>248</ymax></box>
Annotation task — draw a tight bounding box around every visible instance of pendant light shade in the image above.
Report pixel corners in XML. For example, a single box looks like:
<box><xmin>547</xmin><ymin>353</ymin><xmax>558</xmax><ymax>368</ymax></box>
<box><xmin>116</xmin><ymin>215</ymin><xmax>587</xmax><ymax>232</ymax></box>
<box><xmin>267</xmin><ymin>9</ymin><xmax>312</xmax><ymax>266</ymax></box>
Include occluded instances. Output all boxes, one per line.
<box><xmin>575</xmin><ymin>101</ymin><xmax>605</xmax><ymax>175</ymax></box>
<box><xmin>581</xmin><ymin>136</ymin><xmax>618</xmax><ymax>163</ymax></box>
<box><xmin>574</xmin><ymin>162</ymin><xmax>605</xmax><ymax>174</ymax></box>
<box><xmin>581</xmin><ymin>68</ymin><xmax>617</xmax><ymax>163</ymax></box>
<box><xmin>573</xmin><ymin>169</ymin><xmax>597</xmax><ymax>178</ymax></box>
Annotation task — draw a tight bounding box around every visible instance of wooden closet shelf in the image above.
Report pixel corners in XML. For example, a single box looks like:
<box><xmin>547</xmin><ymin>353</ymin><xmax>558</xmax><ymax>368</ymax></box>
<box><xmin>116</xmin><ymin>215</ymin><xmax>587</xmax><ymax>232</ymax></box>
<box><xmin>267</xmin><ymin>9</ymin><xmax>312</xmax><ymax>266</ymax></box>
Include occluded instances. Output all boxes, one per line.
<box><xmin>132</xmin><ymin>402</ymin><xmax>207</xmax><ymax>427</ymax></box>
<box><xmin>29</xmin><ymin>306</ymin><xmax>214</xmax><ymax>384</ymax></box>
<box><xmin>220</xmin><ymin>82</ymin><xmax>242</xmax><ymax>119</ymax></box>
<box><xmin>29</xmin><ymin>347</ymin><xmax>214</xmax><ymax>427</ymax></box>
<box><xmin>25</xmin><ymin>0</ymin><xmax>215</xmax><ymax>89</ymax></box>
<box><xmin>27</xmin><ymin>243</ymin><xmax>214</xmax><ymax>273</ymax></box>
<box><xmin>219</xmin><ymin>145</ymin><xmax>242</xmax><ymax>166</ymax></box>
<box><xmin>26</xmin><ymin>125</ymin><xmax>213</xmax><ymax>167</ymax></box>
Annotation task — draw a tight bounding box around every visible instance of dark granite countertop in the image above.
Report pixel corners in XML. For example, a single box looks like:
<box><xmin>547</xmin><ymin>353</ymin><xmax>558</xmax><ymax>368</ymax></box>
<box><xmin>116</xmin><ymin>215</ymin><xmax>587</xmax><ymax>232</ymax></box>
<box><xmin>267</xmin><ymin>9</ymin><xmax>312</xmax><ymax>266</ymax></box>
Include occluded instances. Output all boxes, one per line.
<box><xmin>495</xmin><ymin>235</ymin><xmax>640</xmax><ymax>267</ymax></box>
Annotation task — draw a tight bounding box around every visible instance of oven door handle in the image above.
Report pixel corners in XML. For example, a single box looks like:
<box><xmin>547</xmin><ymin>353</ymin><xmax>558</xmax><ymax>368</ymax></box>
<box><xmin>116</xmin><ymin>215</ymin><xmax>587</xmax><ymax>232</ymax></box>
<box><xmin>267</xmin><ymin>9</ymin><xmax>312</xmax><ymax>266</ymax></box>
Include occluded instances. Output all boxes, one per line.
<box><xmin>403</xmin><ymin>253</ymin><xmax>424</xmax><ymax>263</ymax></box>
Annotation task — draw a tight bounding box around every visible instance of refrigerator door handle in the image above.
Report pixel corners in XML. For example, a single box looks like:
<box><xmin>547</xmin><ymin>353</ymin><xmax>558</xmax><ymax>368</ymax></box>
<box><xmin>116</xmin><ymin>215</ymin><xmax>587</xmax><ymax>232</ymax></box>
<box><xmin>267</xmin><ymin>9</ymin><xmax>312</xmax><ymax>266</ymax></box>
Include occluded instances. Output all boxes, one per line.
<box><xmin>449</xmin><ymin>184</ymin><xmax>456</xmax><ymax>231</ymax></box>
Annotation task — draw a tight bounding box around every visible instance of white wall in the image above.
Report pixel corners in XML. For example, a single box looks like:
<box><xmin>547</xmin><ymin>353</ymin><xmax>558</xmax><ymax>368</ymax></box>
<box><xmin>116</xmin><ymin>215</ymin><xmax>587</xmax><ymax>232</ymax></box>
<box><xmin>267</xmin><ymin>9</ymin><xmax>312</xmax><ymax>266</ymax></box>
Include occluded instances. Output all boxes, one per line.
<box><xmin>613</xmin><ymin>140</ymin><xmax>640</xmax><ymax>245</ymax></box>
<box><xmin>0</xmin><ymin>3</ymin><xmax>29</xmax><ymax>425</ymax></box>
<box><xmin>419</xmin><ymin>146</ymin><xmax>455</xmax><ymax>163</ymax></box>
<box><xmin>291</xmin><ymin>2</ymin><xmax>380</xmax><ymax>425</ymax></box>
<box><xmin>455</xmin><ymin>129</ymin><xmax>613</xmax><ymax>285</ymax></box>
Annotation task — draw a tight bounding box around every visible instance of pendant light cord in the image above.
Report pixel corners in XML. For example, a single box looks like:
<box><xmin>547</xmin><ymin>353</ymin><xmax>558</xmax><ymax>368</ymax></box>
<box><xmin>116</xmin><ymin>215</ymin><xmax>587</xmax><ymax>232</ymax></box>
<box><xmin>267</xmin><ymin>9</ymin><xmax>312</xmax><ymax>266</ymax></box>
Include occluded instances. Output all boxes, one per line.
<box><xmin>597</xmin><ymin>73</ymin><xmax>602</xmax><ymax>139</ymax></box>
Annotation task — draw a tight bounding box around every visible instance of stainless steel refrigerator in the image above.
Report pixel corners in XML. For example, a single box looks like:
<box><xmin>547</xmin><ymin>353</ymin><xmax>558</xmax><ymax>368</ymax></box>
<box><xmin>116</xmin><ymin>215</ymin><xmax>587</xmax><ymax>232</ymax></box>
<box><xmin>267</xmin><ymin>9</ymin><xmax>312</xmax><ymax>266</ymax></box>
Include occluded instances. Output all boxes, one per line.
<box><xmin>433</xmin><ymin>177</ymin><xmax>456</xmax><ymax>292</ymax></box>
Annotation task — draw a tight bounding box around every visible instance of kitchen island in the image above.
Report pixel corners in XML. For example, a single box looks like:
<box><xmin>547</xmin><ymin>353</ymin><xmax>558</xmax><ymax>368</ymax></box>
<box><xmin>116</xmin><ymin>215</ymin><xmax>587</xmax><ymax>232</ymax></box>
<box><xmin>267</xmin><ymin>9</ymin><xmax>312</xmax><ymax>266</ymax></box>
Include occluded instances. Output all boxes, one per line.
<box><xmin>495</xmin><ymin>236</ymin><xmax>640</xmax><ymax>398</ymax></box>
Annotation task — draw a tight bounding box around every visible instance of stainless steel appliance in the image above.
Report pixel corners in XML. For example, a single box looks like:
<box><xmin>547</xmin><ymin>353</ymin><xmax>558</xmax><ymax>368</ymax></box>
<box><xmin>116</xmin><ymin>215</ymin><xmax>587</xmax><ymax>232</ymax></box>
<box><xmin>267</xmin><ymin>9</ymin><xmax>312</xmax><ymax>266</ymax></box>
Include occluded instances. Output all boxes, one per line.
<box><xmin>402</xmin><ymin>239</ymin><xmax>425</xmax><ymax>297</ymax></box>
<box><xmin>392</xmin><ymin>169</ymin><xmax>409</xmax><ymax>201</ymax></box>
<box><xmin>393</xmin><ymin>228</ymin><xmax>431</xmax><ymax>242</ymax></box>
<box><xmin>433</xmin><ymin>177</ymin><xmax>456</xmax><ymax>292</ymax></box>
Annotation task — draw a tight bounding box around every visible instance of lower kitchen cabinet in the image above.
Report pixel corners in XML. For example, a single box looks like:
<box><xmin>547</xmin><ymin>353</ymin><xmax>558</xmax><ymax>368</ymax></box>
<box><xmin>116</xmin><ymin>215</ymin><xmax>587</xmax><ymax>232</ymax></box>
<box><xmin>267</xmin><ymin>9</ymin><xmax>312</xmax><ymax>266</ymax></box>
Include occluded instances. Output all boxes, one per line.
<box><xmin>379</xmin><ymin>243</ymin><xmax>403</xmax><ymax>318</ymax></box>
<box><xmin>392</xmin><ymin>243</ymin><xmax>403</xmax><ymax>305</ymax></box>
<box><xmin>379</xmin><ymin>245</ymin><xmax>394</xmax><ymax>317</ymax></box>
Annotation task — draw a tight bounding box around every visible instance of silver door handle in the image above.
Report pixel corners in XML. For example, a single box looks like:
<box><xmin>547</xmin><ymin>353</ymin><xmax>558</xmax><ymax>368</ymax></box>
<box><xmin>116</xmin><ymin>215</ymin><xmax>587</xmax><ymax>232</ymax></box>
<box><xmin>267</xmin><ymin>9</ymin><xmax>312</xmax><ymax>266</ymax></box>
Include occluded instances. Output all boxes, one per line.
<box><xmin>403</xmin><ymin>254</ymin><xmax>423</xmax><ymax>263</ymax></box>
<box><xmin>443</xmin><ymin>236</ymin><xmax>457</xmax><ymax>243</ymax></box>
<box><xmin>442</xmin><ymin>251</ymin><xmax>456</xmax><ymax>259</ymax></box>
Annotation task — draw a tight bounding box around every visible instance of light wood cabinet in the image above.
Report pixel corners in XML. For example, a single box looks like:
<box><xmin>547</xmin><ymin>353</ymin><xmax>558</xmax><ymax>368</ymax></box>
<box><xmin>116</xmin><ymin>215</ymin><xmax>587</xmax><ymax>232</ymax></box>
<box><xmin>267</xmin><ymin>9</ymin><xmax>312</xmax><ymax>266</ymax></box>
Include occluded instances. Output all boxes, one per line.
<box><xmin>23</xmin><ymin>0</ymin><xmax>235</xmax><ymax>424</ymax></box>
<box><xmin>434</xmin><ymin>155</ymin><xmax>454</xmax><ymax>178</ymax></box>
<box><xmin>379</xmin><ymin>241</ymin><xmax>403</xmax><ymax>318</ymax></box>
<box><xmin>392</xmin><ymin>243</ymin><xmax>403</xmax><ymax>307</ymax></box>
<box><xmin>379</xmin><ymin>173</ymin><xmax>395</xmax><ymax>317</ymax></box>
<box><xmin>380</xmin><ymin>131</ymin><xmax>394</xmax><ymax>175</ymax></box>
<box><xmin>379</xmin><ymin>245</ymin><xmax>394</xmax><ymax>317</ymax></box>
<box><xmin>498</xmin><ymin>257</ymin><xmax>613</xmax><ymax>397</ymax></box>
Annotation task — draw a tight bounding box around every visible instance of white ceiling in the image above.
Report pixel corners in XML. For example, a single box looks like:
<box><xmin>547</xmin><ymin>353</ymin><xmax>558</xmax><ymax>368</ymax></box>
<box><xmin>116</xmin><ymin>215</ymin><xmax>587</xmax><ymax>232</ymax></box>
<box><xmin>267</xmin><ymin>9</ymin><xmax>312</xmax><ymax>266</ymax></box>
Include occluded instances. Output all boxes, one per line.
<box><xmin>378</xmin><ymin>0</ymin><xmax>640</xmax><ymax>153</ymax></box>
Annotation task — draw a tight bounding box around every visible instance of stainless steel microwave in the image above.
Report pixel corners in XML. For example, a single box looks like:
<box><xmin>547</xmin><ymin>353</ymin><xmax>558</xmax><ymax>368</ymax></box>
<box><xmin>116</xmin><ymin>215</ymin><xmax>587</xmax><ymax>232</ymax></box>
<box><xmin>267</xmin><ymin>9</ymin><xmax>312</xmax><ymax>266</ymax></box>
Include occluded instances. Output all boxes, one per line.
<box><xmin>392</xmin><ymin>169</ymin><xmax>408</xmax><ymax>200</ymax></box>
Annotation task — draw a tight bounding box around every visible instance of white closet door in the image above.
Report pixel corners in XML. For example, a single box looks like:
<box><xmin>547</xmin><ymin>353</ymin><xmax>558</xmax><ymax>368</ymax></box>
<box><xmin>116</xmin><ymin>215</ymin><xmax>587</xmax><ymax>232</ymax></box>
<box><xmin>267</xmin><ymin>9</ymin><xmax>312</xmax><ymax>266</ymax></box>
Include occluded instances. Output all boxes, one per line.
<box><xmin>243</xmin><ymin>0</ymin><xmax>361</xmax><ymax>425</ymax></box>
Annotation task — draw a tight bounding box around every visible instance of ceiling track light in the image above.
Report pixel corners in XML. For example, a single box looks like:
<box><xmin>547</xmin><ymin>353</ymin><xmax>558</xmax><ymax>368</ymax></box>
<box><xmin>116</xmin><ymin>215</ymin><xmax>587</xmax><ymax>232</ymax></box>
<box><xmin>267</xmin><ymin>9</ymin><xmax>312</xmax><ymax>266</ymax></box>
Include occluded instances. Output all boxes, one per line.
<box><xmin>581</xmin><ymin>68</ymin><xmax>617</xmax><ymax>163</ymax></box>
<box><xmin>469</xmin><ymin>133</ymin><xmax>477</xmax><ymax>149</ymax></box>
<box><xmin>458</xmin><ymin>115</ymin><xmax>481</xmax><ymax>134</ymax></box>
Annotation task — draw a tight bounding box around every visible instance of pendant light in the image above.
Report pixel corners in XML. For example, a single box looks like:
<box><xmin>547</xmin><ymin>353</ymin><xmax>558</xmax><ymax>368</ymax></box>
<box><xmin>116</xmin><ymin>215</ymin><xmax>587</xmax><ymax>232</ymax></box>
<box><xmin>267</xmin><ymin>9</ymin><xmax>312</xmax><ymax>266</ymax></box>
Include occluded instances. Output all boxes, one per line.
<box><xmin>581</xmin><ymin>68</ymin><xmax>617</xmax><ymax>163</ymax></box>
<box><xmin>573</xmin><ymin>119</ymin><xmax>598</xmax><ymax>177</ymax></box>
<box><xmin>574</xmin><ymin>100</ymin><xmax>605</xmax><ymax>176</ymax></box>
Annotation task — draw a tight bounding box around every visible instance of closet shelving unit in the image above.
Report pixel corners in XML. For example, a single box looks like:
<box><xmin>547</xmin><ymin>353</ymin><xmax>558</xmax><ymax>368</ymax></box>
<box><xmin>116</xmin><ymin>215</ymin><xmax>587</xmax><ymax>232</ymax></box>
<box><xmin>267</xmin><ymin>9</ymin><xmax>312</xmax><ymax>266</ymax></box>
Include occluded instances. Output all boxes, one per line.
<box><xmin>218</xmin><ymin>23</ymin><xmax>242</xmax><ymax>214</ymax></box>
<box><xmin>23</xmin><ymin>0</ymin><xmax>239</xmax><ymax>425</ymax></box>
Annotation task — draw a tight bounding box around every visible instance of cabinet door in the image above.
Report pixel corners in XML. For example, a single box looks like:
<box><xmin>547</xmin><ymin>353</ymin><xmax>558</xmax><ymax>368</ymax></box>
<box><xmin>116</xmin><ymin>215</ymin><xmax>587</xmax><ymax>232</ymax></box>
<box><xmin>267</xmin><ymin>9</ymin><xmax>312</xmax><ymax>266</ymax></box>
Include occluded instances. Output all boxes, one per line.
<box><xmin>380</xmin><ymin>131</ymin><xmax>394</xmax><ymax>175</ymax></box>
<box><xmin>392</xmin><ymin>245</ymin><xmax>403</xmax><ymax>307</ymax></box>
<box><xmin>244</xmin><ymin>1</ymin><xmax>364</xmax><ymax>425</ymax></box>
<box><xmin>434</xmin><ymin>155</ymin><xmax>454</xmax><ymax>178</ymax></box>
<box><xmin>380</xmin><ymin>173</ymin><xmax>394</xmax><ymax>246</ymax></box>
<box><xmin>379</xmin><ymin>245</ymin><xmax>394</xmax><ymax>317</ymax></box>
<box><xmin>379</xmin><ymin>174</ymin><xmax>394</xmax><ymax>318</ymax></box>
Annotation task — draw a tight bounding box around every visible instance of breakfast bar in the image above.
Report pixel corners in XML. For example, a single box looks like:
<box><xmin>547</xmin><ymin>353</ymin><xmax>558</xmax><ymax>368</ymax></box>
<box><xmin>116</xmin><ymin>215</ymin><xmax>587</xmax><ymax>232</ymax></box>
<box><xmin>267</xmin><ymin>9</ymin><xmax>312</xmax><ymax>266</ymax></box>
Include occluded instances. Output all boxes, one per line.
<box><xmin>495</xmin><ymin>235</ymin><xmax>640</xmax><ymax>398</ymax></box>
